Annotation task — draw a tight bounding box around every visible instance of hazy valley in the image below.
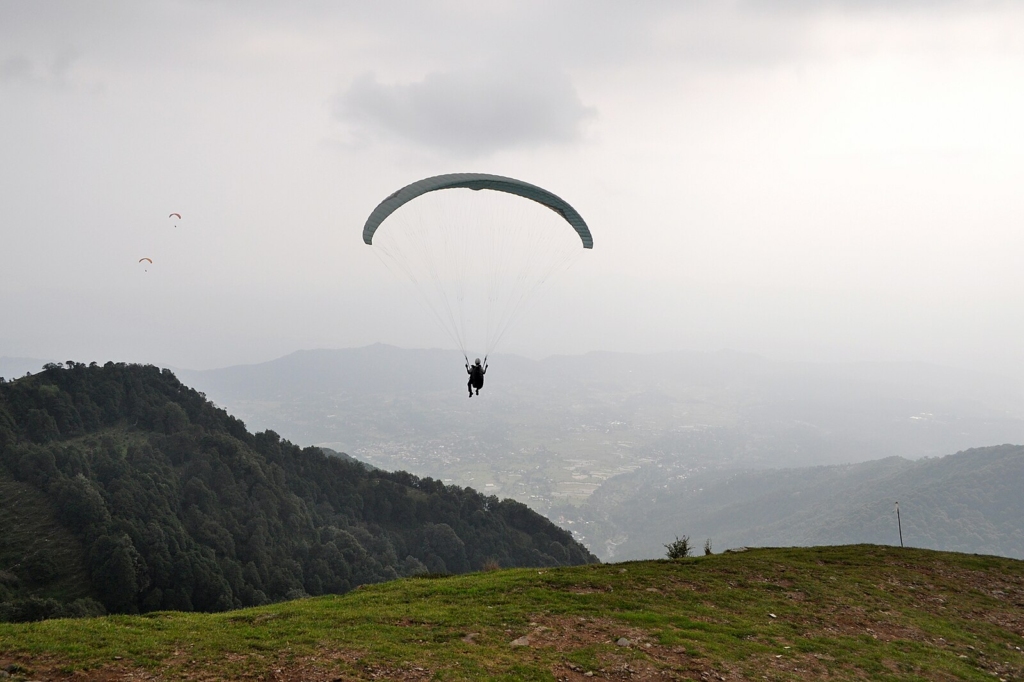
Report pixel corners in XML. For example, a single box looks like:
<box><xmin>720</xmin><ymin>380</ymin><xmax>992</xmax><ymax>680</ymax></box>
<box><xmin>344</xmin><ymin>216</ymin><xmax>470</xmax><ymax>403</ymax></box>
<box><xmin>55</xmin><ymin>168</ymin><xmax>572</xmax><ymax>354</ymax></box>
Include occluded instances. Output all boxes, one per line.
<box><xmin>171</xmin><ymin>345</ymin><xmax>1024</xmax><ymax>560</ymax></box>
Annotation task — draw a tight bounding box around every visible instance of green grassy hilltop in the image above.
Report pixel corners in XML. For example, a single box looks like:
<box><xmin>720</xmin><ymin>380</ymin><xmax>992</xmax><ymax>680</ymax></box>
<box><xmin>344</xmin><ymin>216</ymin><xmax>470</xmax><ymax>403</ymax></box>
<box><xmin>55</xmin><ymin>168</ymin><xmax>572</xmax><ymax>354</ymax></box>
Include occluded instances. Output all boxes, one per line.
<box><xmin>2</xmin><ymin>545</ymin><xmax>1023</xmax><ymax>681</ymax></box>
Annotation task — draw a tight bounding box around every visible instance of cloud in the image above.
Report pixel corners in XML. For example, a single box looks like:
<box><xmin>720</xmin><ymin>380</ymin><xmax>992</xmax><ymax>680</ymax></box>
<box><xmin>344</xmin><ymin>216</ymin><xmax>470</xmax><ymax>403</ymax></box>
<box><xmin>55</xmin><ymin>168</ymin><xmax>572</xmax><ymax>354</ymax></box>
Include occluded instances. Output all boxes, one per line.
<box><xmin>334</xmin><ymin>65</ymin><xmax>595</xmax><ymax>156</ymax></box>
<box><xmin>0</xmin><ymin>49</ymin><xmax>78</xmax><ymax>87</ymax></box>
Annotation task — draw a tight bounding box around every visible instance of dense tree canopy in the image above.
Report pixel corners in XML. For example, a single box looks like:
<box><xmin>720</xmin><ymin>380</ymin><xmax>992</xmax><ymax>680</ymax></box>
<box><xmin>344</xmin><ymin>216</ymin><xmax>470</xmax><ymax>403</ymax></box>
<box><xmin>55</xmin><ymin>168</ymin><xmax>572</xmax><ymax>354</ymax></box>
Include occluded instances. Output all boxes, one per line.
<box><xmin>0</xmin><ymin>362</ymin><xmax>596</xmax><ymax>620</ymax></box>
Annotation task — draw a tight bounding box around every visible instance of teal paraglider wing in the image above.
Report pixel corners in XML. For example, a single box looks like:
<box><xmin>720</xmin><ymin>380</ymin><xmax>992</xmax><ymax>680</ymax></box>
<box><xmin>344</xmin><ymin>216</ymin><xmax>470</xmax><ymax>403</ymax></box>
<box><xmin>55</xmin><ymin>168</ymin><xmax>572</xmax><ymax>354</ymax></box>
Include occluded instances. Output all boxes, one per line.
<box><xmin>362</xmin><ymin>173</ymin><xmax>593</xmax><ymax>249</ymax></box>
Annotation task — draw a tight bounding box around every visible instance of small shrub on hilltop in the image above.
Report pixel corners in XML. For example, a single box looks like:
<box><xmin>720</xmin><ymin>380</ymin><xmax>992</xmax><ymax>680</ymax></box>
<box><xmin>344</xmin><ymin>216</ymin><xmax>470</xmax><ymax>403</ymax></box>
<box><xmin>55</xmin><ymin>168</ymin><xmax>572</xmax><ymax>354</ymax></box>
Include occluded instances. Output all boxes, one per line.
<box><xmin>665</xmin><ymin>535</ymin><xmax>692</xmax><ymax>559</ymax></box>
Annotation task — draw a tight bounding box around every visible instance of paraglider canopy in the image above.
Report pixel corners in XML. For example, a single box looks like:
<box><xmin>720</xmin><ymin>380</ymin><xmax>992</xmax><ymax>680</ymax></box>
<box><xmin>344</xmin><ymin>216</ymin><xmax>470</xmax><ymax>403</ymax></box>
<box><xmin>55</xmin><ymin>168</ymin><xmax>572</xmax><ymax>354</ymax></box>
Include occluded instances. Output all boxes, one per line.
<box><xmin>363</xmin><ymin>173</ymin><xmax>593</xmax><ymax>249</ymax></box>
<box><xmin>363</xmin><ymin>172</ymin><xmax>591</xmax><ymax>359</ymax></box>
<box><xmin>168</xmin><ymin>213</ymin><xmax>181</xmax><ymax>219</ymax></box>
<box><xmin>138</xmin><ymin>257</ymin><xmax>153</xmax><ymax>263</ymax></box>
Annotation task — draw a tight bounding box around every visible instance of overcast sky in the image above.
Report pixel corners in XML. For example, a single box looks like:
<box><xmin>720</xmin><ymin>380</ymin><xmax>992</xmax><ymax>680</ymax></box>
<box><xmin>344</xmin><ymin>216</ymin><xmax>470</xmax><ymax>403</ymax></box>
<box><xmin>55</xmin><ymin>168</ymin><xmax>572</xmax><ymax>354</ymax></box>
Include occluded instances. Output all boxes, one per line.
<box><xmin>2</xmin><ymin>1</ymin><xmax>1023</xmax><ymax>374</ymax></box>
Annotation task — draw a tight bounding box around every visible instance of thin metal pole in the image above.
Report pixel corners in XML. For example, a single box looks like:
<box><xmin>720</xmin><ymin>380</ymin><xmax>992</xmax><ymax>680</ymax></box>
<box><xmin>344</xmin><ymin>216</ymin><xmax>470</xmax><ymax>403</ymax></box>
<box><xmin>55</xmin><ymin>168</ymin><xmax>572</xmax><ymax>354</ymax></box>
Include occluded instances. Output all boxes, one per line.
<box><xmin>895</xmin><ymin>502</ymin><xmax>904</xmax><ymax>548</ymax></box>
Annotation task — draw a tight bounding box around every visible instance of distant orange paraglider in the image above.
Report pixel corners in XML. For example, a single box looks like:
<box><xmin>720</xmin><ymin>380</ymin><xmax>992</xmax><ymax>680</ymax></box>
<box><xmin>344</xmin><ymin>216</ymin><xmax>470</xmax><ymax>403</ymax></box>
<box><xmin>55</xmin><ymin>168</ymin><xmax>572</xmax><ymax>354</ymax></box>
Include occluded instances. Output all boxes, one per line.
<box><xmin>139</xmin><ymin>257</ymin><xmax>153</xmax><ymax>272</ymax></box>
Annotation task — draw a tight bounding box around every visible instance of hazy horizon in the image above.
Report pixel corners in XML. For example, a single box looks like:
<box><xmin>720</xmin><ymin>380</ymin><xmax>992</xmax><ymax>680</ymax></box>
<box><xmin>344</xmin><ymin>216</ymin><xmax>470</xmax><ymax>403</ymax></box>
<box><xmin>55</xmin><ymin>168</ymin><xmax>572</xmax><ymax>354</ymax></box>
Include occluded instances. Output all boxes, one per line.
<box><xmin>5</xmin><ymin>338</ymin><xmax>1024</xmax><ymax>380</ymax></box>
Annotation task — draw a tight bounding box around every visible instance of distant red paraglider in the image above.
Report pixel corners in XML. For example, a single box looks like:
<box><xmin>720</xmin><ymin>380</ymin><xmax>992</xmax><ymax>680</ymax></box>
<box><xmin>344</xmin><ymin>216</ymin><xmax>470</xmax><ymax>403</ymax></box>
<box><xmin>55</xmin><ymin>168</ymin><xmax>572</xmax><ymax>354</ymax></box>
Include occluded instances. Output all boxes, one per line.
<box><xmin>169</xmin><ymin>213</ymin><xmax>181</xmax><ymax>219</ymax></box>
<box><xmin>139</xmin><ymin>257</ymin><xmax>153</xmax><ymax>272</ymax></box>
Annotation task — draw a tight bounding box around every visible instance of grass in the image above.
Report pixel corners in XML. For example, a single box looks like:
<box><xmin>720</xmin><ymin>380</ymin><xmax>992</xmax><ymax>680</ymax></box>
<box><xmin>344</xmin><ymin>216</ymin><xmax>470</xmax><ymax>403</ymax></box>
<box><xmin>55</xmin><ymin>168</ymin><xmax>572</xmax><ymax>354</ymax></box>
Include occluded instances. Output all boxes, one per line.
<box><xmin>2</xmin><ymin>545</ymin><xmax>1023</xmax><ymax>680</ymax></box>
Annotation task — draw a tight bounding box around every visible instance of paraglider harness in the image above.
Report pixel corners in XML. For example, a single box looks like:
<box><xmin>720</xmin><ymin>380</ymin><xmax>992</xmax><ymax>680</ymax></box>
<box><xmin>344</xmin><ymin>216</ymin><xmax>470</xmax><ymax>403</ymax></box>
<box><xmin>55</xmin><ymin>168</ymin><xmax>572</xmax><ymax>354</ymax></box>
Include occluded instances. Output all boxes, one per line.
<box><xmin>466</xmin><ymin>356</ymin><xmax>487</xmax><ymax>397</ymax></box>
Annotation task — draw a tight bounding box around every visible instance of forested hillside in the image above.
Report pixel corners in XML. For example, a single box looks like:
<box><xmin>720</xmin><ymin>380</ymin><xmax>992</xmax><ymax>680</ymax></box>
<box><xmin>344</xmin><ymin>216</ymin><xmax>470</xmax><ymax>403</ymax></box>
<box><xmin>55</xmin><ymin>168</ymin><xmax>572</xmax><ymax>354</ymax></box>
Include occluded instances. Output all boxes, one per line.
<box><xmin>0</xmin><ymin>362</ymin><xmax>596</xmax><ymax>622</ymax></box>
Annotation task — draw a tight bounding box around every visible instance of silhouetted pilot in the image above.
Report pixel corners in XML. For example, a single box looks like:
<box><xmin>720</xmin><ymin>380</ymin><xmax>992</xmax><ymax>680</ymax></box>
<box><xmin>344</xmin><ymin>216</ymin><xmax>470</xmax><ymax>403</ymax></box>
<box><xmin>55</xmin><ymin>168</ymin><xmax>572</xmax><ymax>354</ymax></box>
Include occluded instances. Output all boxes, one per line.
<box><xmin>466</xmin><ymin>358</ymin><xmax>487</xmax><ymax>397</ymax></box>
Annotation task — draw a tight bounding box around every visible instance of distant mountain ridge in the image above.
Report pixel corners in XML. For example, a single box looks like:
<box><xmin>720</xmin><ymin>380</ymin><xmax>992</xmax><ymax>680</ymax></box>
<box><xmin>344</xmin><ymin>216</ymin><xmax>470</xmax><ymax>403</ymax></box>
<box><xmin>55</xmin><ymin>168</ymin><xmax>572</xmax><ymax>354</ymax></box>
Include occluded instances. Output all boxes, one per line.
<box><xmin>568</xmin><ymin>444</ymin><xmax>1024</xmax><ymax>561</ymax></box>
<box><xmin>179</xmin><ymin>345</ymin><xmax>1024</xmax><ymax>461</ymax></box>
<box><xmin>0</xmin><ymin>361</ymin><xmax>596</xmax><ymax>622</ymax></box>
